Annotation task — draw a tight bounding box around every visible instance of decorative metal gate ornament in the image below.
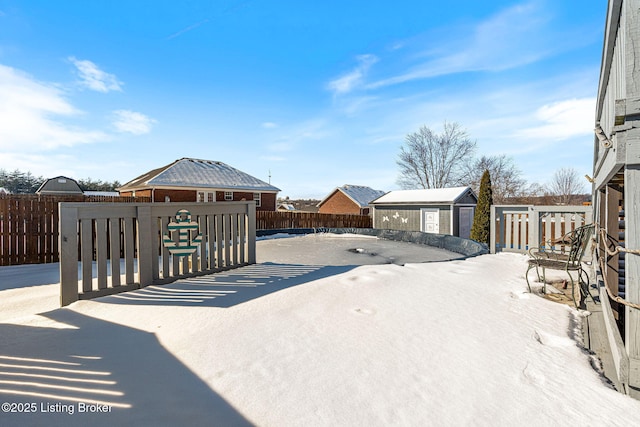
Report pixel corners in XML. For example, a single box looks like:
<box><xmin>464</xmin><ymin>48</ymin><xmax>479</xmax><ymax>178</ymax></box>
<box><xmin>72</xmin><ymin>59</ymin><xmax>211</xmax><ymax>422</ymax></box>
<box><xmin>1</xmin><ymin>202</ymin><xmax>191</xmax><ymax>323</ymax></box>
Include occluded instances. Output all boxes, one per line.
<box><xmin>162</xmin><ymin>209</ymin><xmax>203</xmax><ymax>256</ymax></box>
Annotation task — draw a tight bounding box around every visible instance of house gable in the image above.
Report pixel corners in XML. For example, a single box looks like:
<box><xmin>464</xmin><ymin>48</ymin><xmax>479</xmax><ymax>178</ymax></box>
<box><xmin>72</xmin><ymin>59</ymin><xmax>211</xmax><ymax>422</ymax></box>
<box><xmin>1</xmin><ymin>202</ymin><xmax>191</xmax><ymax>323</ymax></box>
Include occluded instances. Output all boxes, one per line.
<box><xmin>318</xmin><ymin>184</ymin><xmax>386</xmax><ymax>215</ymax></box>
<box><xmin>318</xmin><ymin>189</ymin><xmax>360</xmax><ymax>215</ymax></box>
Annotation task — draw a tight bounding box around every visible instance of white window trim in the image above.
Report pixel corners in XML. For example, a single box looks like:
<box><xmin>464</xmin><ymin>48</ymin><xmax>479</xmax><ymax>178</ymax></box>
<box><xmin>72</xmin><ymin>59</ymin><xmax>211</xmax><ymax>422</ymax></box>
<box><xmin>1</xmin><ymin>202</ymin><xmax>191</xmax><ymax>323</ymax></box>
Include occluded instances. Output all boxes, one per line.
<box><xmin>224</xmin><ymin>191</ymin><xmax>233</xmax><ymax>201</ymax></box>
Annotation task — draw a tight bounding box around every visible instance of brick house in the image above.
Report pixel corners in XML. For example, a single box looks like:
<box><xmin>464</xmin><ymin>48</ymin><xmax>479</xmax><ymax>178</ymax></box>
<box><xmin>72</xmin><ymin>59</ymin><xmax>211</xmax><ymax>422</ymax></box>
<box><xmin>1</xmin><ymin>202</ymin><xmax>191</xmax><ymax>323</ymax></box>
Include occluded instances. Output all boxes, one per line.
<box><xmin>118</xmin><ymin>158</ymin><xmax>280</xmax><ymax>210</ymax></box>
<box><xmin>317</xmin><ymin>185</ymin><xmax>386</xmax><ymax>215</ymax></box>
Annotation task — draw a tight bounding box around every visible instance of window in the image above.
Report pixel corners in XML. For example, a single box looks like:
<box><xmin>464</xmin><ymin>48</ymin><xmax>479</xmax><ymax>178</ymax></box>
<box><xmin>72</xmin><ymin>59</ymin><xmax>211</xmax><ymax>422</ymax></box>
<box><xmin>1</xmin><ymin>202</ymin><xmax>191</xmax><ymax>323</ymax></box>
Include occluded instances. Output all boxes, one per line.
<box><xmin>198</xmin><ymin>192</ymin><xmax>215</xmax><ymax>203</ymax></box>
<box><xmin>224</xmin><ymin>191</ymin><xmax>233</xmax><ymax>201</ymax></box>
<box><xmin>253</xmin><ymin>193</ymin><xmax>261</xmax><ymax>207</ymax></box>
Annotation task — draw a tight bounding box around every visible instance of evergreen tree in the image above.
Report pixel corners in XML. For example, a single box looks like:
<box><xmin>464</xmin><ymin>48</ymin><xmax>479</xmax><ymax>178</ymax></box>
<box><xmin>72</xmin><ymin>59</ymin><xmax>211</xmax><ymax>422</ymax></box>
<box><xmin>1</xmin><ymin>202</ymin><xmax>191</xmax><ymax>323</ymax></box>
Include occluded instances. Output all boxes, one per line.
<box><xmin>470</xmin><ymin>169</ymin><xmax>493</xmax><ymax>244</ymax></box>
<box><xmin>0</xmin><ymin>169</ymin><xmax>44</xmax><ymax>193</ymax></box>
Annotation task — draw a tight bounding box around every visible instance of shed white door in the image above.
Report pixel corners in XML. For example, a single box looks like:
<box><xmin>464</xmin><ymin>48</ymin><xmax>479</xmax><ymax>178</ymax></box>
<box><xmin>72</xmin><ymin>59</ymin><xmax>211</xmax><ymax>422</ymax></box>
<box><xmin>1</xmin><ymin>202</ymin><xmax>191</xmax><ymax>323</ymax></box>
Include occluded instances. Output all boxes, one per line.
<box><xmin>422</xmin><ymin>209</ymin><xmax>440</xmax><ymax>233</ymax></box>
<box><xmin>459</xmin><ymin>207</ymin><xmax>474</xmax><ymax>239</ymax></box>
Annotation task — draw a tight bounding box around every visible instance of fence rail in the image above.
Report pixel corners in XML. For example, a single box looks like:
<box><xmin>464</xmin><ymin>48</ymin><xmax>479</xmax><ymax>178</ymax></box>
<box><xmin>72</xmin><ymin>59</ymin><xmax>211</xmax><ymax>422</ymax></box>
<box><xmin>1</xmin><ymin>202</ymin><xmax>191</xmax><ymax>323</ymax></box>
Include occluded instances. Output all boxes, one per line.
<box><xmin>0</xmin><ymin>194</ymin><xmax>150</xmax><ymax>266</ymax></box>
<box><xmin>490</xmin><ymin>205</ymin><xmax>593</xmax><ymax>254</ymax></box>
<box><xmin>257</xmin><ymin>211</ymin><xmax>371</xmax><ymax>229</ymax></box>
<box><xmin>59</xmin><ymin>201</ymin><xmax>256</xmax><ymax>306</ymax></box>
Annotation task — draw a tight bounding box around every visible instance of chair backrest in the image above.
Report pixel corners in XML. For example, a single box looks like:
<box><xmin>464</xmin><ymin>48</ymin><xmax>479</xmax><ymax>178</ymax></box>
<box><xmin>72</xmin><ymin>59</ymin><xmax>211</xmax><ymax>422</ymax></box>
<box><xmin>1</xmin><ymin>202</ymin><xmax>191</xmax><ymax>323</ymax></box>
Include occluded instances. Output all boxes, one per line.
<box><xmin>566</xmin><ymin>224</ymin><xmax>594</xmax><ymax>267</ymax></box>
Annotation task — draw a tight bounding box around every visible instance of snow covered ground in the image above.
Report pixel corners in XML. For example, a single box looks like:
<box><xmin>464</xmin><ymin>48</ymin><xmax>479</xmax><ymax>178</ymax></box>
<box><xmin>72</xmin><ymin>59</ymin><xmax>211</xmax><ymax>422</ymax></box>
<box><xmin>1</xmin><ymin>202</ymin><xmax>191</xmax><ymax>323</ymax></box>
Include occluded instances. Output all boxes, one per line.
<box><xmin>1</xmin><ymin>234</ymin><xmax>640</xmax><ymax>426</ymax></box>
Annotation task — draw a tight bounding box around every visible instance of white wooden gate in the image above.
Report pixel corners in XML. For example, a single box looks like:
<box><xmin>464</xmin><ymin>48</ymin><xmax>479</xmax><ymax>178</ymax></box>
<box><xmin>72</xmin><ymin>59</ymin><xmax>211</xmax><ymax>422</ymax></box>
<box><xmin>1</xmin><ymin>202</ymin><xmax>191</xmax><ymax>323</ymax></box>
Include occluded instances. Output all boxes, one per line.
<box><xmin>490</xmin><ymin>205</ymin><xmax>592</xmax><ymax>254</ymax></box>
<box><xmin>59</xmin><ymin>201</ymin><xmax>256</xmax><ymax>306</ymax></box>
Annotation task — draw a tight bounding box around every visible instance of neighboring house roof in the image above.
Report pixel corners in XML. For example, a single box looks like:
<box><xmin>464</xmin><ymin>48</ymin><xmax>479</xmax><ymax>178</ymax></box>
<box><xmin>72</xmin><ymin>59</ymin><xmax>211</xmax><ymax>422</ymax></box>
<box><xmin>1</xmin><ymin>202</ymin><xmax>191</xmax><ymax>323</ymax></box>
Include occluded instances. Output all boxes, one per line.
<box><xmin>36</xmin><ymin>176</ymin><xmax>83</xmax><ymax>195</ymax></box>
<box><xmin>371</xmin><ymin>186</ymin><xmax>476</xmax><ymax>204</ymax></box>
<box><xmin>0</xmin><ymin>187</ymin><xmax>10</xmax><ymax>194</ymax></box>
<box><xmin>84</xmin><ymin>191</ymin><xmax>120</xmax><ymax>197</ymax></box>
<box><xmin>318</xmin><ymin>185</ymin><xmax>386</xmax><ymax>208</ymax></box>
<box><xmin>119</xmin><ymin>158</ymin><xmax>281</xmax><ymax>192</ymax></box>
<box><xmin>278</xmin><ymin>203</ymin><xmax>296</xmax><ymax>211</ymax></box>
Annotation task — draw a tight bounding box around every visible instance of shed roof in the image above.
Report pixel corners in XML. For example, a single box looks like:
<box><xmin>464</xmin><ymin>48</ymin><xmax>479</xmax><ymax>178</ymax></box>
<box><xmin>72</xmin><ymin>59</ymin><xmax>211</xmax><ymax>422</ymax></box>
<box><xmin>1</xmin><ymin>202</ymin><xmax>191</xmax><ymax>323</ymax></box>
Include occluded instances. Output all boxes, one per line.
<box><xmin>318</xmin><ymin>185</ymin><xmax>386</xmax><ymax>208</ymax></box>
<box><xmin>371</xmin><ymin>186</ymin><xmax>475</xmax><ymax>204</ymax></box>
<box><xmin>119</xmin><ymin>158</ymin><xmax>280</xmax><ymax>192</ymax></box>
<box><xmin>36</xmin><ymin>176</ymin><xmax>83</xmax><ymax>195</ymax></box>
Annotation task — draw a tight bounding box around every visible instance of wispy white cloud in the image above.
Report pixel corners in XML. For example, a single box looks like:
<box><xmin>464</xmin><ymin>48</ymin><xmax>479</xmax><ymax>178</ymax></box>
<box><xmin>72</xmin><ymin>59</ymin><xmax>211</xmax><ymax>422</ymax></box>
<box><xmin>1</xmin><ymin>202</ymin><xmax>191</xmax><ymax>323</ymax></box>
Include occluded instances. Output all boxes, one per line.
<box><xmin>112</xmin><ymin>110</ymin><xmax>156</xmax><ymax>135</ymax></box>
<box><xmin>261</xmin><ymin>122</ymin><xmax>278</xmax><ymax>129</ymax></box>
<box><xmin>260</xmin><ymin>155</ymin><xmax>286</xmax><ymax>162</ymax></box>
<box><xmin>268</xmin><ymin>142</ymin><xmax>292</xmax><ymax>152</ymax></box>
<box><xmin>514</xmin><ymin>98</ymin><xmax>595</xmax><ymax>141</ymax></box>
<box><xmin>368</xmin><ymin>1</ymin><xmax>555</xmax><ymax>89</ymax></box>
<box><xmin>0</xmin><ymin>64</ymin><xmax>106</xmax><ymax>151</ymax></box>
<box><xmin>327</xmin><ymin>54</ymin><xmax>378</xmax><ymax>95</ymax></box>
<box><xmin>262</xmin><ymin>119</ymin><xmax>330</xmax><ymax>158</ymax></box>
<box><xmin>167</xmin><ymin>19</ymin><xmax>210</xmax><ymax>40</ymax></box>
<box><xmin>69</xmin><ymin>56</ymin><xmax>123</xmax><ymax>92</ymax></box>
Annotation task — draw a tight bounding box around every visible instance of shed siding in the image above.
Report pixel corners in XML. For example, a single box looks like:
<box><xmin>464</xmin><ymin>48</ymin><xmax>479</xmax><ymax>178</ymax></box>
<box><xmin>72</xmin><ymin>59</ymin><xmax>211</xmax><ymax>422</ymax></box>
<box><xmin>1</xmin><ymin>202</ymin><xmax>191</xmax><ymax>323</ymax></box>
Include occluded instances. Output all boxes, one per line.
<box><xmin>439</xmin><ymin>206</ymin><xmax>452</xmax><ymax>234</ymax></box>
<box><xmin>374</xmin><ymin>204</ymin><xmax>451</xmax><ymax>234</ymax></box>
<box><xmin>453</xmin><ymin>206</ymin><xmax>460</xmax><ymax>236</ymax></box>
<box><xmin>457</xmin><ymin>192</ymin><xmax>478</xmax><ymax>205</ymax></box>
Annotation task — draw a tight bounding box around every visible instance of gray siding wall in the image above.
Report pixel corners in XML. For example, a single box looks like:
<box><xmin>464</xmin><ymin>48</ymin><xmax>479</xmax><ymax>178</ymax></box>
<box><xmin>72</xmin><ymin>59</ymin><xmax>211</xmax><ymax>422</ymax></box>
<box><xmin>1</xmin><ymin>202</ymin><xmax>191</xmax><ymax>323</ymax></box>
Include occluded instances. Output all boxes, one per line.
<box><xmin>438</xmin><ymin>206</ymin><xmax>451</xmax><ymax>234</ymax></box>
<box><xmin>374</xmin><ymin>206</ymin><xmax>421</xmax><ymax>231</ymax></box>
<box><xmin>457</xmin><ymin>192</ymin><xmax>477</xmax><ymax>205</ymax></box>
<box><xmin>373</xmin><ymin>204</ymin><xmax>452</xmax><ymax>234</ymax></box>
<box><xmin>452</xmin><ymin>206</ymin><xmax>460</xmax><ymax>236</ymax></box>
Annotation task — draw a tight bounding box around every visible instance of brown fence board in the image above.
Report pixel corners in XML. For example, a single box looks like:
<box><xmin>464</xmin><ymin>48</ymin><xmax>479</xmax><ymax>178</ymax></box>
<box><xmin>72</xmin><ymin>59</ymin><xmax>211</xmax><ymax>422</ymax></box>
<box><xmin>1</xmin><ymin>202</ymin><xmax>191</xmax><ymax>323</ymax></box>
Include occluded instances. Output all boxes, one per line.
<box><xmin>1</xmin><ymin>197</ymin><xmax>8</xmax><ymax>265</ymax></box>
<box><xmin>0</xmin><ymin>194</ymin><xmax>151</xmax><ymax>266</ymax></box>
<box><xmin>256</xmin><ymin>211</ymin><xmax>371</xmax><ymax>230</ymax></box>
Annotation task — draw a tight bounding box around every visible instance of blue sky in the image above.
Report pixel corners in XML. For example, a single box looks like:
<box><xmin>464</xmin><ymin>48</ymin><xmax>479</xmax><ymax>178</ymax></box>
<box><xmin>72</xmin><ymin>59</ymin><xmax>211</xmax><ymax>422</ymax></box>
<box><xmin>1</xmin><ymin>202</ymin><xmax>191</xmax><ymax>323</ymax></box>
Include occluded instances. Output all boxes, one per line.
<box><xmin>0</xmin><ymin>0</ymin><xmax>606</xmax><ymax>198</ymax></box>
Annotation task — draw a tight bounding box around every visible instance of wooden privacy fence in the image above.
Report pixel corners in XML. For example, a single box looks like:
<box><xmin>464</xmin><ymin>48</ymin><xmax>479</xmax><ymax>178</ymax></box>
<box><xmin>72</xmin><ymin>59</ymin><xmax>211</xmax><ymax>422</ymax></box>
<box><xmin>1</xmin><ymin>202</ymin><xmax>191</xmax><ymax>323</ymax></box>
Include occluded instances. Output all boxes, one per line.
<box><xmin>0</xmin><ymin>194</ymin><xmax>150</xmax><ymax>266</ymax></box>
<box><xmin>490</xmin><ymin>205</ymin><xmax>593</xmax><ymax>254</ymax></box>
<box><xmin>257</xmin><ymin>211</ymin><xmax>371</xmax><ymax>229</ymax></box>
<box><xmin>1</xmin><ymin>193</ymin><xmax>371</xmax><ymax>267</ymax></box>
<box><xmin>59</xmin><ymin>201</ymin><xmax>256</xmax><ymax>306</ymax></box>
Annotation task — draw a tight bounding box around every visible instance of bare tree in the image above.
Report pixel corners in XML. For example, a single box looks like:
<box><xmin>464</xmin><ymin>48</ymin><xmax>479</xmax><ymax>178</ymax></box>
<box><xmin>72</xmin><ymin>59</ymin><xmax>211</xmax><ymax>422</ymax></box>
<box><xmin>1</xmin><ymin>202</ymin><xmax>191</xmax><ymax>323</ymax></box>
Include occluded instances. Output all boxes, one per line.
<box><xmin>548</xmin><ymin>167</ymin><xmax>586</xmax><ymax>205</ymax></box>
<box><xmin>461</xmin><ymin>155</ymin><xmax>527</xmax><ymax>204</ymax></box>
<box><xmin>397</xmin><ymin>122</ymin><xmax>476</xmax><ymax>189</ymax></box>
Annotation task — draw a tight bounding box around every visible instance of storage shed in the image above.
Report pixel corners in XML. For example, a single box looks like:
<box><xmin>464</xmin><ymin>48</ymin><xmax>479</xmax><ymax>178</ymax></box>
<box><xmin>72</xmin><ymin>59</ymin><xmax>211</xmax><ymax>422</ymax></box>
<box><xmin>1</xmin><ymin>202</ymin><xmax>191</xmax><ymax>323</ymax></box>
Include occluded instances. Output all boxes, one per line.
<box><xmin>35</xmin><ymin>176</ymin><xmax>83</xmax><ymax>195</ymax></box>
<box><xmin>371</xmin><ymin>186</ymin><xmax>477</xmax><ymax>238</ymax></box>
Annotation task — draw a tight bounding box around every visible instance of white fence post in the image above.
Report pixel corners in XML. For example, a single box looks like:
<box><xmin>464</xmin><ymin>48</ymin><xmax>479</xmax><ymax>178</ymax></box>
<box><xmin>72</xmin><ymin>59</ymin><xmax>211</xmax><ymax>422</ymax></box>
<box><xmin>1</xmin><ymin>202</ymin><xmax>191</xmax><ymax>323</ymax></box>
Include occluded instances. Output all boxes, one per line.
<box><xmin>59</xmin><ymin>204</ymin><xmax>79</xmax><ymax>306</ymax></box>
<box><xmin>530</xmin><ymin>207</ymin><xmax>540</xmax><ymax>249</ymax></box>
<box><xmin>490</xmin><ymin>206</ymin><xmax>497</xmax><ymax>254</ymax></box>
<box><xmin>247</xmin><ymin>202</ymin><xmax>256</xmax><ymax>264</ymax></box>
<box><xmin>136</xmin><ymin>205</ymin><xmax>154</xmax><ymax>287</ymax></box>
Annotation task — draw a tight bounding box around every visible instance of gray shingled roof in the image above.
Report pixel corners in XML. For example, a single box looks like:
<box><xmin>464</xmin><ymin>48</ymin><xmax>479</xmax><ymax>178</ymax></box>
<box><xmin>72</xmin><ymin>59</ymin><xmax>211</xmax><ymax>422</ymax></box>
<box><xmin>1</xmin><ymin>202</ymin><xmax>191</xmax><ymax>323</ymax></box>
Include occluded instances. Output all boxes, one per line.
<box><xmin>319</xmin><ymin>184</ymin><xmax>386</xmax><ymax>208</ymax></box>
<box><xmin>119</xmin><ymin>158</ymin><xmax>280</xmax><ymax>192</ymax></box>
